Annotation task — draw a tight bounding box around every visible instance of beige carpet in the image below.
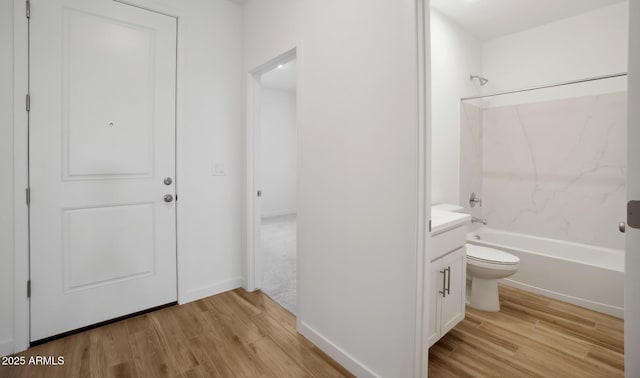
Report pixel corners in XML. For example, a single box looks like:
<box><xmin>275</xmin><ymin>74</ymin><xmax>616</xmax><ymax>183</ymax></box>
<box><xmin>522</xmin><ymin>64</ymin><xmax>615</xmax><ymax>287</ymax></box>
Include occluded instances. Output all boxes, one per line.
<box><xmin>261</xmin><ymin>214</ymin><xmax>297</xmax><ymax>314</ymax></box>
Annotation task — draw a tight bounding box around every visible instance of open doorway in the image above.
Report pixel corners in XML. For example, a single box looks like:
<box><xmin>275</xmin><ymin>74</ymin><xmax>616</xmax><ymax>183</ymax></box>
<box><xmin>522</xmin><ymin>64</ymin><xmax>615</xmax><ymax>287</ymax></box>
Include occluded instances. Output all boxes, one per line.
<box><xmin>259</xmin><ymin>59</ymin><xmax>297</xmax><ymax>313</ymax></box>
<box><xmin>247</xmin><ymin>49</ymin><xmax>297</xmax><ymax>314</ymax></box>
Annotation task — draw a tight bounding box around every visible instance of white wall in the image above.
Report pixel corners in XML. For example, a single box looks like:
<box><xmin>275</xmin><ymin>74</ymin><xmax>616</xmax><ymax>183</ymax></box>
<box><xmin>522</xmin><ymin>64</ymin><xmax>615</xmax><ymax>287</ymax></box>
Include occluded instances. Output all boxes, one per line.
<box><xmin>482</xmin><ymin>2</ymin><xmax>629</xmax><ymax>94</ymax></box>
<box><xmin>430</xmin><ymin>10</ymin><xmax>482</xmax><ymax>206</ymax></box>
<box><xmin>0</xmin><ymin>0</ymin><xmax>14</xmax><ymax>357</ymax></box>
<box><xmin>260</xmin><ymin>87</ymin><xmax>296</xmax><ymax>218</ymax></box>
<box><xmin>169</xmin><ymin>0</ymin><xmax>246</xmax><ymax>303</ymax></box>
<box><xmin>245</xmin><ymin>1</ymin><xmax>423</xmax><ymax>376</ymax></box>
<box><xmin>4</xmin><ymin>0</ymin><xmax>246</xmax><ymax>353</ymax></box>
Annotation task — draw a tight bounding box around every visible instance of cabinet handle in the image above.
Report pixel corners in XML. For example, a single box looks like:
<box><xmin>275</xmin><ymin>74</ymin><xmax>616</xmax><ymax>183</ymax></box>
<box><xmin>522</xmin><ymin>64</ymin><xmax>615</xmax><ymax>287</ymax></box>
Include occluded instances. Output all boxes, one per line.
<box><xmin>439</xmin><ymin>270</ymin><xmax>447</xmax><ymax>298</ymax></box>
<box><xmin>446</xmin><ymin>266</ymin><xmax>451</xmax><ymax>295</ymax></box>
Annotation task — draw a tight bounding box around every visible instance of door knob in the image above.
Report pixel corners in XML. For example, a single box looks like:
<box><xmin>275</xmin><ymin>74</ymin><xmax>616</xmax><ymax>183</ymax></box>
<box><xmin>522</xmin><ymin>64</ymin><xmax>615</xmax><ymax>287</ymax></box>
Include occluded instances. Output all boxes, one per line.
<box><xmin>163</xmin><ymin>177</ymin><xmax>173</xmax><ymax>185</ymax></box>
<box><xmin>619</xmin><ymin>222</ymin><xmax>626</xmax><ymax>233</ymax></box>
<box><xmin>163</xmin><ymin>194</ymin><xmax>174</xmax><ymax>203</ymax></box>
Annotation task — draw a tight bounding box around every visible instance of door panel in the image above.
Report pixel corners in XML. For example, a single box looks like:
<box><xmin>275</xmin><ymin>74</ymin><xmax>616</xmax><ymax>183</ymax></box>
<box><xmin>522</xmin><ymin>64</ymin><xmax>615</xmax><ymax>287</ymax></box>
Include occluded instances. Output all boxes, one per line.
<box><xmin>30</xmin><ymin>0</ymin><xmax>177</xmax><ymax>341</ymax></box>
<box><xmin>427</xmin><ymin>260</ymin><xmax>441</xmax><ymax>348</ymax></box>
<box><xmin>441</xmin><ymin>247</ymin><xmax>466</xmax><ymax>335</ymax></box>
<box><xmin>63</xmin><ymin>203</ymin><xmax>155</xmax><ymax>291</ymax></box>
<box><xmin>64</xmin><ymin>9</ymin><xmax>155</xmax><ymax>179</ymax></box>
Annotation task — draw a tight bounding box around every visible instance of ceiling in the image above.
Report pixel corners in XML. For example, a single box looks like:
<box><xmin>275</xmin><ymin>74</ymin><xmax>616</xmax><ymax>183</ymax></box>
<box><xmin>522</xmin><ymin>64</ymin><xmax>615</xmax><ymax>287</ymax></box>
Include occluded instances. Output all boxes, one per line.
<box><xmin>430</xmin><ymin>0</ymin><xmax>626</xmax><ymax>41</ymax></box>
<box><xmin>261</xmin><ymin>60</ymin><xmax>297</xmax><ymax>92</ymax></box>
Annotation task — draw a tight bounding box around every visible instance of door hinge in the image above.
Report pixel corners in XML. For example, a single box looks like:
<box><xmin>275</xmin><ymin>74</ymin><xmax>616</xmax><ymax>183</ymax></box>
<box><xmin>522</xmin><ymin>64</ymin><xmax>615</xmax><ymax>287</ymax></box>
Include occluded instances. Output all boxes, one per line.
<box><xmin>26</xmin><ymin>94</ymin><xmax>30</xmax><ymax>112</ymax></box>
<box><xmin>257</xmin><ymin>190</ymin><xmax>262</xmax><ymax>197</ymax></box>
<box><xmin>629</xmin><ymin>200</ymin><xmax>640</xmax><ymax>229</ymax></box>
<box><xmin>27</xmin><ymin>280</ymin><xmax>31</xmax><ymax>298</ymax></box>
<box><xmin>25</xmin><ymin>0</ymin><xmax>30</xmax><ymax>19</ymax></box>
<box><xmin>429</xmin><ymin>219</ymin><xmax>432</xmax><ymax>232</ymax></box>
<box><xmin>26</xmin><ymin>187</ymin><xmax>30</xmax><ymax>205</ymax></box>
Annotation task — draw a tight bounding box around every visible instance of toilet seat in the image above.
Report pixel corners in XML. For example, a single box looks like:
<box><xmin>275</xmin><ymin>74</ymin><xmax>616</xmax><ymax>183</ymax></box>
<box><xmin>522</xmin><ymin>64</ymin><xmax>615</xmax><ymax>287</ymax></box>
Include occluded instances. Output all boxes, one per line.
<box><xmin>466</xmin><ymin>244</ymin><xmax>519</xmax><ymax>265</ymax></box>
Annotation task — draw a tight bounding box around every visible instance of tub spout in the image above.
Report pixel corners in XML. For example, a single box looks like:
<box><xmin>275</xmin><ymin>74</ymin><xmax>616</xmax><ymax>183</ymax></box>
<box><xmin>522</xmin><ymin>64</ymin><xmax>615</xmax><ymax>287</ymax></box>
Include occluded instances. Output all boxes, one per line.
<box><xmin>472</xmin><ymin>217</ymin><xmax>488</xmax><ymax>225</ymax></box>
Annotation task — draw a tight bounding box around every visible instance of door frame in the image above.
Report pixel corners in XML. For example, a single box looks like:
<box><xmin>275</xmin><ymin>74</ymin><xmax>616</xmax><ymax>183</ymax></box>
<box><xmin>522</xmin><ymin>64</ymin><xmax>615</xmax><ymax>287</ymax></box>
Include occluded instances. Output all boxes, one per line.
<box><xmin>244</xmin><ymin>48</ymin><xmax>297</xmax><ymax>294</ymax></box>
<box><xmin>626</xmin><ymin>2</ymin><xmax>640</xmax><ymax>376</ymax></box>
<box><xmin>417</xmin><ymin>0</ymin><xmax>430</xmax><ymax>376</ymax></box>
<box><xmin>12</xmin><ymin>0</ymin><xmax>30</xmax><ymax>354</ymax></box>
<box><xmin>11</xmin><ymin>0</ymin><xmax>183</xmax><ymax>353</ymax></box>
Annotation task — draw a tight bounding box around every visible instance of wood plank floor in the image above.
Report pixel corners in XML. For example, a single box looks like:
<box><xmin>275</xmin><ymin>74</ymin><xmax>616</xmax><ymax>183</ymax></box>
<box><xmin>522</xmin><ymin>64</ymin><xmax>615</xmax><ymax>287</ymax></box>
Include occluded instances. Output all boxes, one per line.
<box><xmin>0</xmin><ymin>289</ymin><xmax>353</xmax><ymax>378</ymax></box>
<box><xmin>429</xmin><ymin>284</ymin><xmax>624</xmax><ymax>377</ymax></box>
<box><xmin>1</xmin><ymin>285</ymin><xmax>625</xmax><ymax>377</ymax></box>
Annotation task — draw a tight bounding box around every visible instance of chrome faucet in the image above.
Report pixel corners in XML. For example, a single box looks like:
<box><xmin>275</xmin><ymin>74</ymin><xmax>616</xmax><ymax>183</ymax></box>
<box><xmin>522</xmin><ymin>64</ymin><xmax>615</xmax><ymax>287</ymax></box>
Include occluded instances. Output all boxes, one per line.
<box><xmin>471</xmin><ymin>217</ymin><xmax>488</xmax><ymax>225</ymax></box>
<box><xmin>469</xmin><ymin>192</ymin><xmax>482</xmax><ymax>207</ymax></box>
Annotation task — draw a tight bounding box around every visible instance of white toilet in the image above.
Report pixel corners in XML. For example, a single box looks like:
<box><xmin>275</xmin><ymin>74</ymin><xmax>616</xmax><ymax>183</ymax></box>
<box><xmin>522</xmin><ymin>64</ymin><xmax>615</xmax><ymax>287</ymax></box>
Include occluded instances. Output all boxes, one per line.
<box><xmin>466</xmin><ymin>244</ymin><xmax>520</xmax><ymax>311</ymax></box>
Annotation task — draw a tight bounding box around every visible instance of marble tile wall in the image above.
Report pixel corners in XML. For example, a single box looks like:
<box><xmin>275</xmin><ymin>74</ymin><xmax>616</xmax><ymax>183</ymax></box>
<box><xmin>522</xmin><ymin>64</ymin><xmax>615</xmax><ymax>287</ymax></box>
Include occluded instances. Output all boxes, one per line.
<box><xmin>480</xmin><ymin>92</ymin><xmax>627</xmax><ymax>250</ymax></box>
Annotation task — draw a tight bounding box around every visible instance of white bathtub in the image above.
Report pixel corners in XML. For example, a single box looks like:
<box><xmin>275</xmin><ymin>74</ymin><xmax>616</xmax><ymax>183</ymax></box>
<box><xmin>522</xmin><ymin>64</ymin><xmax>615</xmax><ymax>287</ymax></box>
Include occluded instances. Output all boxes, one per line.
<box><xmin>467</xmin><ymin>228</ymin><xmax>624</xmax><ymax>318</ymax></box>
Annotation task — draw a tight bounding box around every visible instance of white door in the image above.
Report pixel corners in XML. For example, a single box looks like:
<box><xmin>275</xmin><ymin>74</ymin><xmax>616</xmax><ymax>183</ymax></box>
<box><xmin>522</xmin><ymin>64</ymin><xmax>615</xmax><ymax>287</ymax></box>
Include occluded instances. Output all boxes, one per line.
<box><xmin>626</xmin><ymin>2</ymin><xmax>640</xmax><ymax>376</ymax></box>
<box><xmin>29</xmin><ymin>0</ymin><xmax>177</xmax><ymax>341</ymax></box>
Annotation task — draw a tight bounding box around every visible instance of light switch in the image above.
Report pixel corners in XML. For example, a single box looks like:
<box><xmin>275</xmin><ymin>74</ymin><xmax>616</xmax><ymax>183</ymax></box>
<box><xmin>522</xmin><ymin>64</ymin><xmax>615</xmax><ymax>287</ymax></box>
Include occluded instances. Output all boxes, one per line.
<box><xmin>212</xmin><ymin>162</ymin><xmax>226</xmax><ymax>176</ymax></box>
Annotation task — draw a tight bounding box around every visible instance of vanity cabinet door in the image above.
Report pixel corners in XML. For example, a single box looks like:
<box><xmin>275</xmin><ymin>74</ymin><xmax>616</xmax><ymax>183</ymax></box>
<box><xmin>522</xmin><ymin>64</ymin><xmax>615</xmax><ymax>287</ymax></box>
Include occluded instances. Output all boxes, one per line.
<box><xmin>441</xmin><ymin>246</ymin><xmax>467</xmax><ymax>335</ymax></box>
<box><xmin>427</xmin><ymin>259</ymin><xmax>443</xmax><ymax>347</ymax></box>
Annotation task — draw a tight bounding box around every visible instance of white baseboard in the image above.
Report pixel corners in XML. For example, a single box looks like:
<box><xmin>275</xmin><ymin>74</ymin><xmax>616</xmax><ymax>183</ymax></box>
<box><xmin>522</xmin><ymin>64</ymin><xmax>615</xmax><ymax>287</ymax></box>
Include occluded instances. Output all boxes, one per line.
<box><xmin>240</xmin><ymin>279</ymin><xmax>260</xmax><ymax>293</ymax></box>
<box><xmin>0</xmin><ymin>338</ymin><xmax>13</xmax><ymax>357</ymax></box>
<box><xmin>502</xmin><ymin>279</ymin><xmax>624</xmax><ymax>318</ymax></box>
<box><xmin>262</xmin><ymin>209</ymin><xmax>296</xmax><ymax>218</ymax></box>
<box><xmin>298</xmin><ymin>321</ymin><xmax>378</xmax><ymax>378</ymax></box>
<box><xmin>179</xmin><ymin>277</ymin><xmax>243</xmax><ymax>304</ymax></box>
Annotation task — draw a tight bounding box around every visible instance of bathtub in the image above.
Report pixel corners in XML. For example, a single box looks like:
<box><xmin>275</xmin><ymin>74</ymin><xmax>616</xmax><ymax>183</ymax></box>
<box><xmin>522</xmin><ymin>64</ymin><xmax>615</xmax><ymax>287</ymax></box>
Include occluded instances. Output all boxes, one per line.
<box><xmin>467</xmin><ymin>228</ymin><xmax>624</xmax><ymax>318</ymax></box>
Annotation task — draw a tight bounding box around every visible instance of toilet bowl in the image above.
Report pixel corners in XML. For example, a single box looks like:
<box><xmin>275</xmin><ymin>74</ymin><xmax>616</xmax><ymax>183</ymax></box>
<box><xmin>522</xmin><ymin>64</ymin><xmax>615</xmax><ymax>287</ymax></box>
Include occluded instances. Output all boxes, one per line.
<box><xmin>466</xmin><ymin>244</ymin><xmax>520</xmax><ymax>311</ymax></box>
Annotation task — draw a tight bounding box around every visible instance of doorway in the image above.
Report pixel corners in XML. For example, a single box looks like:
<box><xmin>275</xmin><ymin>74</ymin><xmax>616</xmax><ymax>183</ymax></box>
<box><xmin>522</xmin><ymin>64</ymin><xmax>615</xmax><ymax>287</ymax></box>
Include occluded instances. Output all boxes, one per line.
<box><xmin>428</xmin><ymin>0</ymin><xmax>640</xmax><ymax>375</ymax></box>
<box><xmin>28</xmin><ymin>0</ymin><xmax>178</xmax><ymax>341</ymax></box>
<box><xmin>247</xmin><ymin>50</ymin><xmax>297</xmax><ymax>314</ymax></box>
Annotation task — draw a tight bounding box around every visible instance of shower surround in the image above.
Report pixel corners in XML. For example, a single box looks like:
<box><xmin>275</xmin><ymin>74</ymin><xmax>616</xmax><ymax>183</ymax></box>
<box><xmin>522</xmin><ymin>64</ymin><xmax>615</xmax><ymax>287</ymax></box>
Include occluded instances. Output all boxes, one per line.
<box><xmin>462</xmin><ymin>91</ymin><xmax>627</xmax><ymax>250</ymax></box>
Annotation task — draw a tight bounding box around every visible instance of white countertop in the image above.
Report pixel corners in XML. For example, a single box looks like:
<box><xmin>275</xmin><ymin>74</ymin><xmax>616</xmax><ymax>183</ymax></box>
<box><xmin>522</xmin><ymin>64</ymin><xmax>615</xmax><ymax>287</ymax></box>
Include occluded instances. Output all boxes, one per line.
<box><xmin>431</xmin><ymin>209</ymin><xmax>471</xmax><ymax>235</ymax></box>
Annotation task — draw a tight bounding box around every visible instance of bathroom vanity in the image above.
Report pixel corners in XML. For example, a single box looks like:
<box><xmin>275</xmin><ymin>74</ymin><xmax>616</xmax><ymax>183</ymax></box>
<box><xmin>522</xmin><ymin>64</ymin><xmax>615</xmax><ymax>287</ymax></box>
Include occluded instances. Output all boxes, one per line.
<box><xmin>427</xmin><ymin>209</ymin><xmax>470</xmax><ymax>348</ymax></box>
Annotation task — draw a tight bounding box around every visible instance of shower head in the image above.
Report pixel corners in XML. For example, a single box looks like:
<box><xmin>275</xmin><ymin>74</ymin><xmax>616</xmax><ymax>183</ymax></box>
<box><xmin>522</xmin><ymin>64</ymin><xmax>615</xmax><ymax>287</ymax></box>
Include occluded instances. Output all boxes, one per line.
<box><xmin>470</xmin><ymin>74</ymin><xmax>489</xmax><ymax>86</ymax></box>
